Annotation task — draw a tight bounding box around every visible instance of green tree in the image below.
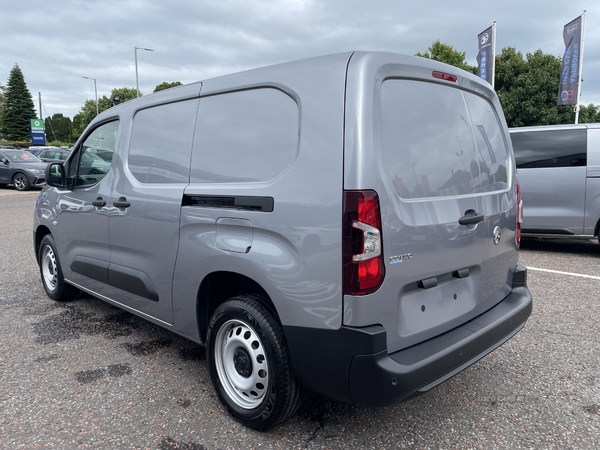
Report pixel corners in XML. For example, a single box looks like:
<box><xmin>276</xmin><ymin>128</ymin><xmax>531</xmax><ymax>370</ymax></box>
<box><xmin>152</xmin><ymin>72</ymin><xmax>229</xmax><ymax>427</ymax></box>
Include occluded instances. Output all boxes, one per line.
<box><xmin>0</xmin><ymin>84</ymin><xmax>5</xmax><ymax>139</ymax></box>
<box><xmin>417</xmin><ymin>41</ymin><xmax>600</xmax><ymax>127</ymax></box>
<box><xmin>154</xmin><ymin>81</ymin><xmax>182</xmax><ymax>93</ymax></box>
<box><xmin>579</xmin><ymin>103</ymin><xmax>600</xmax><ymax>123</ymax></box>
<box><xmin>71</xmin><ymin>87</ymin><xmax>139</xmax><ymax>139</ymax></box>
<box><xmin>495</xmin><ymin>47</ymin><xmax>575</xmax><ymax>127</ymax></box>
<box><xmin>415</xmin><ymin>40</ymin><xmax>477</xmax><ymax>74</ymax></box>
<box><xmin>45</xmin><ymin>113</ymin><xmax>73</xmax><ymax>142</ymax></box>
<box><xmin>0</xmin><ymin>64</ymin><xmax>37</xmax><ymax>141</ymax></box>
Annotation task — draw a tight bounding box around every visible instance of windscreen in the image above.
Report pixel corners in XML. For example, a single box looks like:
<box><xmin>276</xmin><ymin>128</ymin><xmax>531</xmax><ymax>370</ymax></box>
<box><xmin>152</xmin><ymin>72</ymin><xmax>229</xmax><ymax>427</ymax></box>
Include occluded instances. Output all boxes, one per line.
<box><xmin>1</xmin><ymin>150</ymin><xmax>42</xmax><ymax>163</ymax></box>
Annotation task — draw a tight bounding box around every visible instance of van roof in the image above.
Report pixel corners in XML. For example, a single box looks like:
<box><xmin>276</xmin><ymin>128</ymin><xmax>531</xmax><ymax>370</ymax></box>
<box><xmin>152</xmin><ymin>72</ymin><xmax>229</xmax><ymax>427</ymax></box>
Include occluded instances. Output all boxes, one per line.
<box><xmin>510</xmin><ymin>123</ymin><xmax>600</xmax><ymax>133</ymax></box>
<box><xmin>92</xmin><ymin>51</ymin><xmax>495</xmax><ymax>120</ymax></box>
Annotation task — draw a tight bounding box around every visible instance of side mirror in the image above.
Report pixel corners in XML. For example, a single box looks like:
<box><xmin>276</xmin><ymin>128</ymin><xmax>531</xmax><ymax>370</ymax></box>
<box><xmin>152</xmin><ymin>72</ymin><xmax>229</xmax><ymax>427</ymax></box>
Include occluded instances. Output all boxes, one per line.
<box><xmin>2</xmin><ymin>159</ymin><xmax>9</xmax><ymax>166</ymax></box>
<box><xmin>46</xmin><ymin>163</ymin><xmax>66</xmax><ymax>188</ymax></box>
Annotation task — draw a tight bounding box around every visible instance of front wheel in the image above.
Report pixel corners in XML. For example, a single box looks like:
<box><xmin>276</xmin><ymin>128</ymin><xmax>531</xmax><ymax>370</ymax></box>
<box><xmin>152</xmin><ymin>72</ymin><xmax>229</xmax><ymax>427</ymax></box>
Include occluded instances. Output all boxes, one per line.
<box><xmin>38</xmin><ymin>234</ymin><xmax>77</xmax><ymax>301</ymax></box>
<box><xmin>207</xmin><ymin>295</ymin><xmax>303</xmax><ymax>430</ymax></box>
<box><xmin>13</xmin><ymin>173</ymin><xmax>31</xmax><ymax>191</ymax></box>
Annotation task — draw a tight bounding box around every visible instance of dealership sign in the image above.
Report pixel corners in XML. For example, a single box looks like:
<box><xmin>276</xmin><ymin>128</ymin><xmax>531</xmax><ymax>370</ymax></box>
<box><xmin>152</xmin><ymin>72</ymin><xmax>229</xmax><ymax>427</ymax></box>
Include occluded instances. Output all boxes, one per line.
<box><xmin>30</xmin><ymin>118</ymin><xmax>46</xmax><ymax>145</ymax></box>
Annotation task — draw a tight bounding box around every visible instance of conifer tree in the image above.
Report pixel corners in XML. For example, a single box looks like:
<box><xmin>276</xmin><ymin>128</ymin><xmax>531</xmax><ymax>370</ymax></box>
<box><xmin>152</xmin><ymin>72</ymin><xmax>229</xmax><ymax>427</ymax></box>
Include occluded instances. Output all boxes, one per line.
<box><xmin>0</xmin><ymin>64</ymin><xmax>37</xmax><ymax>141</ymax></box>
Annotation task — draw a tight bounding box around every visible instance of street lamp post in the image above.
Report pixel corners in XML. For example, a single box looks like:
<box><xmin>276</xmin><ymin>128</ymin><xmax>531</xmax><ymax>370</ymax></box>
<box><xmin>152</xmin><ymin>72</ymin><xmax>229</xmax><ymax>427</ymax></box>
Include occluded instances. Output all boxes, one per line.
<box><xmin>82</xmin><ymin>76</ymin><xmax>98</xmax><ymax>116</ymax></box>
<box><xmin>134</xmin><ymin>46</ymin><xmax>154</xmax><ymax>98</ymax></box>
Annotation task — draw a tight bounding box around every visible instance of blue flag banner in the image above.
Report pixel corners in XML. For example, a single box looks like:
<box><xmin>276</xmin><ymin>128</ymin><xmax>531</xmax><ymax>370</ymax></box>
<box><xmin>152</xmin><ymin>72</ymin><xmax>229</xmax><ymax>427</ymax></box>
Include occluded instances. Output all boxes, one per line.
<box><xmin>557</xmin><ymin>16</ymin><xmax>583</xmax><ymax>106</ymax></box>
<box><xmin>477</xmin><ymin>25</ymin><xmax>495</xmax><ymax>85</ymax></box>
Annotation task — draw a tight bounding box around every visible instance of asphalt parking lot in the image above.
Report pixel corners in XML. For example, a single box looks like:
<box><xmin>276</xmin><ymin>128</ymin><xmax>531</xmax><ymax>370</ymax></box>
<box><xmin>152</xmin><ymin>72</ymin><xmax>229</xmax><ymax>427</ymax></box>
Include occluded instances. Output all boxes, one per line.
<box><xmin>1</xmin><ymin>188</ymin><xmax>599</xmax><ymax>449</ymax></box>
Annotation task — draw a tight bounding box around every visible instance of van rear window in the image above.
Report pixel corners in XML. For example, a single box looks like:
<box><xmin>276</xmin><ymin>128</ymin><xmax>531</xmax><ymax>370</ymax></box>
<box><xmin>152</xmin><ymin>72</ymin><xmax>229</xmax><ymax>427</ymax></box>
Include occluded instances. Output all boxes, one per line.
<box><xmin>511</xmin><ymin>129</ymin><xmax>587</xmax><ymax>169</ymax></box>
<box><xmin>380</xmin><ymin>80</ymin><xmax>509</xmax><ymax>199</ymax></box>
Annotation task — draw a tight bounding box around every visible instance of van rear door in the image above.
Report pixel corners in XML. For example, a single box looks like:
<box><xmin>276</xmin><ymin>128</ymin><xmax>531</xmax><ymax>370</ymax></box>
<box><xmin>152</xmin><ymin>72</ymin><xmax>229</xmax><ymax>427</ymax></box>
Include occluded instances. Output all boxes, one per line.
<box><xmin>343</xmin><ymin>55</ymin><xmax>517</xmax><ymax>354</ymax></box>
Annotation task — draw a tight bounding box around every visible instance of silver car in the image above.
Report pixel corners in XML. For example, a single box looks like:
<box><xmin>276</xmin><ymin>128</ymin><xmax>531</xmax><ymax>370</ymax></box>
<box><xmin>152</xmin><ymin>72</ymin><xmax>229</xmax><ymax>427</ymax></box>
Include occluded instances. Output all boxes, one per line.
<box><xmin>34</xmin><ymin>52</ymin><xmax>532</xmax><ymax>430</ymax></box>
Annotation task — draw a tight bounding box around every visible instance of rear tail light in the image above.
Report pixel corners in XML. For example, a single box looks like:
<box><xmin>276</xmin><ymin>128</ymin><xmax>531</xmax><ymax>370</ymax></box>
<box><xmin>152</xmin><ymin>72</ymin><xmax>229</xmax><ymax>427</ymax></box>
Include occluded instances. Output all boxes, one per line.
<box><xmin>343</xmin><ymin>190</ymin><xmax>385</xmax><ymax>295</ymax></box>
<box><xmin>516</xmin><ymin>180</ymin><xmax>523</xmax><ymax>246</ymax></box>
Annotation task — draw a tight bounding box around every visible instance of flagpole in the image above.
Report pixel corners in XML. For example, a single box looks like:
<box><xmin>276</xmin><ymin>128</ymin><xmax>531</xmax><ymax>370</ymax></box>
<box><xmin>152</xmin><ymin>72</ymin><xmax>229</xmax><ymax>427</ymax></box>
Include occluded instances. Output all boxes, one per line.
<box><xmin>574</xmin><ymin>10</ymin><xmax>587</xmax><ymax>124</ymax></box>
<box><xmin>491</xmin><ymin>20</ymin><xmax>497</xmax><ymax>89</ymax></box>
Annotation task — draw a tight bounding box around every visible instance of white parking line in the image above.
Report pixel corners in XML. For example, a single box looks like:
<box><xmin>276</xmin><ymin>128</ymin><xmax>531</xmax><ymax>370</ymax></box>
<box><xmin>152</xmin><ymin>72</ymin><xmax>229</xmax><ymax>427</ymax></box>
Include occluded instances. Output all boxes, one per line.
<box><xmin>528</xmin><ymin>266</ymin><xmax>600</xmax><ymax>281</ymax></box>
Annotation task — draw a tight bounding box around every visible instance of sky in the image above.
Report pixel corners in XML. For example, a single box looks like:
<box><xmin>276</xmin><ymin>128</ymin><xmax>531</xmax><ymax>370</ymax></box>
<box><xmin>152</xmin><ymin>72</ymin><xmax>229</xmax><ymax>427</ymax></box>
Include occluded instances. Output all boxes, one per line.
<box><xmin>1</xmin><ymin>0</ymin><xmax>597</xmax><ymax>120</ymax></box>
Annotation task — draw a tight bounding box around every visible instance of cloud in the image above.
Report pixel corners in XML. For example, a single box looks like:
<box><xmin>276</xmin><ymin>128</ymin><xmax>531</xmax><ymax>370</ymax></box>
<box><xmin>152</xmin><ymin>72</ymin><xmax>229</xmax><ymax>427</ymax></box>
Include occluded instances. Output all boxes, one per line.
<box><xmin>0</xmin><ymin>0</ymin><xmax>596</xmax><ymax>118</ymax></box>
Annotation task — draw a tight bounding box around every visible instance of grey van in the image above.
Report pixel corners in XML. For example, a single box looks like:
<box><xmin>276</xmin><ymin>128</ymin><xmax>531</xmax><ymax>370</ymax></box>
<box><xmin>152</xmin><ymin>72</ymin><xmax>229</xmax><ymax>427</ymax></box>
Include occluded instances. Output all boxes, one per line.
<box><xmin>34</xmin><ymin>51</ymin><xmax>532</xmax><ymax>430</ymax></box>
<box><xmin>510</xmin><ymin>123</ymin><xmax>600</xmax><ymax>241</ymax></box>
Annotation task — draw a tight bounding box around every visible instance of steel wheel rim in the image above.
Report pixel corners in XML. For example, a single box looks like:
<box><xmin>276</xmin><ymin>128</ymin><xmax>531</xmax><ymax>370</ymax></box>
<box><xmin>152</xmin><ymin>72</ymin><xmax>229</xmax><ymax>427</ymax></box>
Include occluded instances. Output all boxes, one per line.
<box><xmin>14</xmin><ymin>175</ymin><xmax>26</xmax><ymax>190</ymax></box>
<box><xmin>214</xmin><ymin>319</ymin><xmax>269</xmax><ymax>409</ymax></box>
<box><xmin>41</xmin><ymin>245</ymin><xmax>58</xmax><ymax>291</ymax></box>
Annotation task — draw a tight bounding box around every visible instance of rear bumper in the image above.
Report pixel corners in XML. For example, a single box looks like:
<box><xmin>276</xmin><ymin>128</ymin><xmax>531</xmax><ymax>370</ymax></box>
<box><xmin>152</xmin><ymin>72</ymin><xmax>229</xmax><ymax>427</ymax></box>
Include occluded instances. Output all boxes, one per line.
<box><xmin>284</xmin><ymin>266</ymin><xmax>532</xmax><ymax>406</ymax></box>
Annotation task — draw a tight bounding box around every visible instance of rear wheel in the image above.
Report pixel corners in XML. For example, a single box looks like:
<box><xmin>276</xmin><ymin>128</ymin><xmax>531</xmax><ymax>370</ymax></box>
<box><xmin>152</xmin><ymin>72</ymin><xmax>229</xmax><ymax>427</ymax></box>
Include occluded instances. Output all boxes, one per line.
<box><xmin>38</xmin><ymin>234</ymin><xmax>77</xmax><ymax>301</ymax></box>
<box><xmin>13</xmin><ymin>173</ymin><xmax>30</xmax><ymax>191</ymax></box>
<box><xmin>207</xmin><ymin>295</ymin><xmax>303</xmax><ymax>430</ymax></box>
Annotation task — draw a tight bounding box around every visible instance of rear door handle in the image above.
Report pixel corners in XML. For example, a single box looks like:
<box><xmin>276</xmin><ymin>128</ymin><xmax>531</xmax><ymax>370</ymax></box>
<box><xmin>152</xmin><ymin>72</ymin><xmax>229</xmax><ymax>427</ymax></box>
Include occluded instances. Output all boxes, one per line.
<box><xmin>113</xmin><ymin>197</ymin><xmax>131</xmax><ymax>208</ymax></box>
<box><xmin>92</xmin><ymin>197</ymin><xmax>106</xmax><ymax>207</ymax></box>
<box><xmin>458</xmin><ymin>210</ymin><xmax>484</xmax><ymax>225</ymax></box>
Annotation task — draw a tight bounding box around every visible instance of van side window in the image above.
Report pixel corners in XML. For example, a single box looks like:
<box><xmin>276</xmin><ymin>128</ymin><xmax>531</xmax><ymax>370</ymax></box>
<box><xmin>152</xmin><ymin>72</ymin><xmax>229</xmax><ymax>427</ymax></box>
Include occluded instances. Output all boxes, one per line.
<box><xmin>512</xmin><ymin>129</ymin><xmax>587</xmax><ymax>169</ymax></box>
<box><xmin>128</xmin><ymin>99</ymin><xmax>198</xmax><ymax>184</ymax></box>
<box><xmin>464</xmin><ymin>93</ymin><xmax>509</xmax><ymax>192</ymax></box>
<box><xmin>70</xmin><ymin>120</ymin><xmax>119</xmax><ymax>187</ymax></box>
<box><xmin>190</xmin><ymin>88</ymin><xmax>298</xmax><ymax>184</ymax></box>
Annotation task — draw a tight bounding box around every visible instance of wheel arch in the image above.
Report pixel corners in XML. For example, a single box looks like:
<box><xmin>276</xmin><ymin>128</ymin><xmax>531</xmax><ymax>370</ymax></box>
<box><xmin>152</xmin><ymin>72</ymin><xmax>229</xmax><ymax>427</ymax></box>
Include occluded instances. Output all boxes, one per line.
<box><xmin>196</xmin><ymin>271</ymin><xmax>274</xmax><ymax>343</ymax></box>
<box><xmin>35</xmin><ymin>225</ymin><xmax>52</xmax><ymax>265</ymax></box>
<box><xmin>12</xmin><ymin>170</ymin><xmax>29</xmax><ymax>181</ymax></box>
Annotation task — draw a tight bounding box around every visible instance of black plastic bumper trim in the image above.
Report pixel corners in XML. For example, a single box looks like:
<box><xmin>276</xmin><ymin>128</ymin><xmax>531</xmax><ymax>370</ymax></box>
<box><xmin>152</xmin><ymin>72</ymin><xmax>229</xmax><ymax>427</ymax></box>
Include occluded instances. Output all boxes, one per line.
<box><xmin>348</xmin><ymin>286</ymin><xmax>532</xmax><ymax>406</ymax></box>
<box><xmin>283</xmin><ymin>285</ymin><xmax>532</xmax><ymax>407</ymax></box>
<box><xmin>283</xmin><ymin>324</ymin><xmax>386</xmax><ymax>404</ymax></box>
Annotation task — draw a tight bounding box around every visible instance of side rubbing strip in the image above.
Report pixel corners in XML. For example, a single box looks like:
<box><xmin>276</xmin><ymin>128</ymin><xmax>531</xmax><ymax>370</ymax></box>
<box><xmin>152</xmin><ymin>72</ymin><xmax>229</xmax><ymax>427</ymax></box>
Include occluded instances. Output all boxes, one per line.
<box><xmin>182</xmin><ymin>195</ymin><xmax>274</xmax><ymax>212</ymax></box>
<box><xmin>108</xmin><ymin>264</ymin><xmax>159</xmax><ymax>302</ymax></box>
<box><xmin>71</xmin><ymin>256</ymin><xmax>109</xmax><ymax>284</ymax></box>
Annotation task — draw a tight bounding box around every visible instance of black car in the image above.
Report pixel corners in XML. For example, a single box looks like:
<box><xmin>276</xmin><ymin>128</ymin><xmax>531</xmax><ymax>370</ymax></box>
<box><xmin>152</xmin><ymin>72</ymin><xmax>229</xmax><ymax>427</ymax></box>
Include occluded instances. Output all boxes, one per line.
<box><xmin>0</xmin><ymin>150</ymin><xmax>48</xmax><ymax>191</ymax></box>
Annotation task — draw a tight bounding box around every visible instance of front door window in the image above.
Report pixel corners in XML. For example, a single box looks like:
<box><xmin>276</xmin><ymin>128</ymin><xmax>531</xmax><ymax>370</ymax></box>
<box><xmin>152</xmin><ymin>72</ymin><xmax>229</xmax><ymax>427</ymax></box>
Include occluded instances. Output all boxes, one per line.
<box><xmin>70</xmin><ymin>120</ymin><xmax>119</xmax><ymax>187</ymax></box>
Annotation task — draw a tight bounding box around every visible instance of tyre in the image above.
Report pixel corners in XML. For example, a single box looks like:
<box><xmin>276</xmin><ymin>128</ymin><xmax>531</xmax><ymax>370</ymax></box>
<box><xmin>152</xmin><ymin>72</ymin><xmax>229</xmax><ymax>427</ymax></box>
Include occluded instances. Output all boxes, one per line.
<box><xmin>207</xmin><ymin>295</ymin><xmax>303</xmax><ymax>430</ymax></box>
<box><xmin>13</xmin><ymin>173</ymin><xmax>31</xmax><ymax>191</ymax></box>
<box><xmin>38</xmin><ymin>234</ymin><xmax>77</xmax><ymax>301</ymax></box>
